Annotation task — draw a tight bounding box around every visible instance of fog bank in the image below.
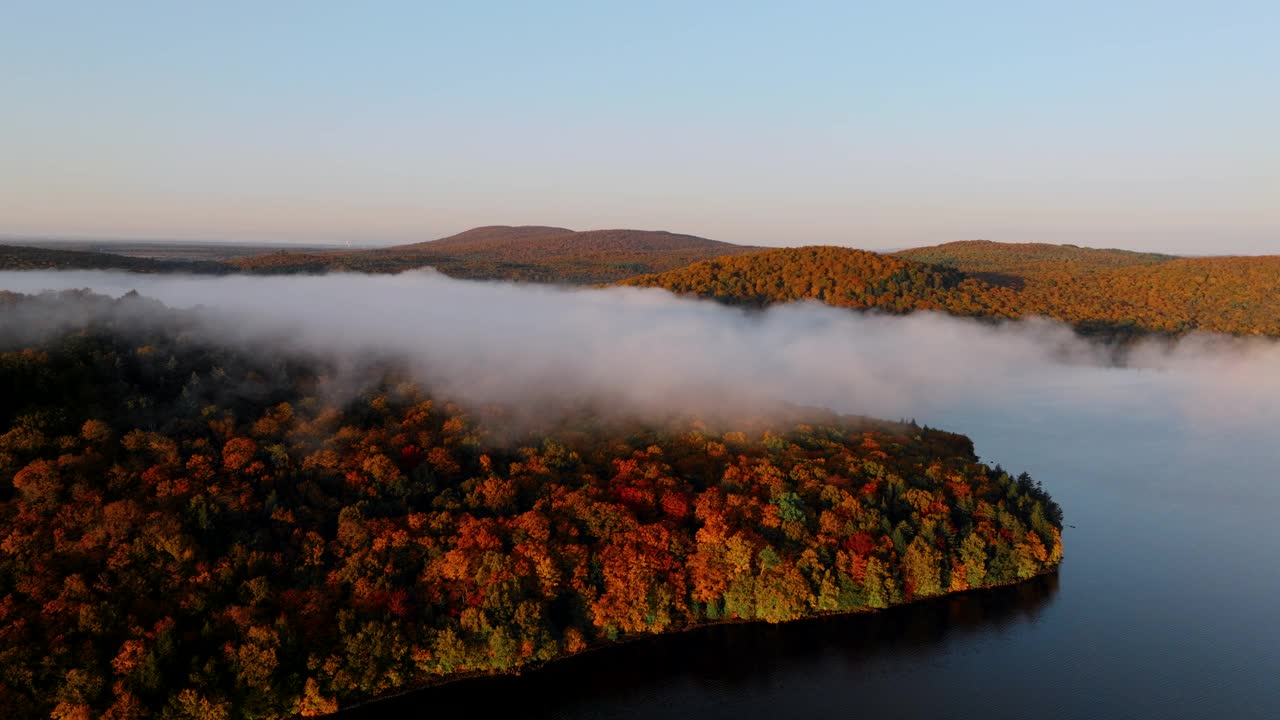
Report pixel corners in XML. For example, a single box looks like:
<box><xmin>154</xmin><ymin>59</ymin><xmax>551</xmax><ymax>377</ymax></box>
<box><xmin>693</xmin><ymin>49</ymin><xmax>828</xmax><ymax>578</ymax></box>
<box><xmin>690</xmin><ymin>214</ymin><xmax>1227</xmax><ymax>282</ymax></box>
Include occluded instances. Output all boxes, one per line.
<box><xmin>2</xmin><ymin>270</ymin><xmax>1277</xmax><ymax>429</ymax></box>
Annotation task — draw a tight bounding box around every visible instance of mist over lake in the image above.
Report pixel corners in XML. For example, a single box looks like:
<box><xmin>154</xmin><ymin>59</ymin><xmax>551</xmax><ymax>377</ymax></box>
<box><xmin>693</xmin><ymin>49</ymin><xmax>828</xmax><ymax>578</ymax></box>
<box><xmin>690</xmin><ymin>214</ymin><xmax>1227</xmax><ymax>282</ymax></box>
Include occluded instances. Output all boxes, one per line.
<box><xmin>5</xmin><ymin>269</ymin><xmax>1278</xmax><ymax>717</ymax></box>
<box><xmin>4</xmin><ymin>269</ymin><xmax>1277</xmax><ymax>427</ymax></box>
<box><xmin>349</xmin><ymin>365</ymin><xmax>1280</xmax><ymax>720</ymax></box>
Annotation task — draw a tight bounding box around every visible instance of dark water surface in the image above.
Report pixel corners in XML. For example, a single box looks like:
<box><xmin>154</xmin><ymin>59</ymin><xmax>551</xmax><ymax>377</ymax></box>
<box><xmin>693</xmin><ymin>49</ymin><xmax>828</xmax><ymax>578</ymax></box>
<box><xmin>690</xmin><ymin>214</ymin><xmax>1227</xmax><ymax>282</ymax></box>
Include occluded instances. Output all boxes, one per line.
<box><xmin>347</xmin><ymin>369</ymin><xmax>1280</xmax><ymax>720</ymax></box>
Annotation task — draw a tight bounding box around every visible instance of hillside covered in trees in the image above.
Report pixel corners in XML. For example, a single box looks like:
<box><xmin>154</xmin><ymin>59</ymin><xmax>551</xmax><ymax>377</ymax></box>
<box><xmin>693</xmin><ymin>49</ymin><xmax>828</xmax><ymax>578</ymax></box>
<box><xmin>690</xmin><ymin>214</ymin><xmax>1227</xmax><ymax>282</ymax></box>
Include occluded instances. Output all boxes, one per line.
<box><xmin>619</xmin><ymin>246</ymin><xmax>1023</xmax><ymax>318</ymax></box>
<box><xmin>1</xmin><ymin>227</ymin><xmax>761</xmax><ymax>284</ymax></box>
<box><xmin>898</xmin><ymin>241</ymin><xmax>1280</xmax><ymax>336</ymax></box>
<box><xmin>7</xmin><ymin>232</ymin><xmax>1277</xmax><ymax>336</ymax></box>
<box><xmin>622</xmin><ymin>244</ymin><xmax>1280</xmax><ymax>337</ymax></box>
<box><xmin>895</xmin><ymin>240</ymin><xmax>1178</xmax><ymax>287</ymax></box>
<box><xmin>0</xmin><ymin>245</ymin><xmax>231</xmax><ymax>275</ymax></box>
<box><xmin>0</xmin><ymin>291</ymin><xmax>1062</xmax><ymax>719</ymax></box>
<box><xmin>229</xmin><ymin>226</ymin><xmax>763</xmax><ymax>282</ymax></box>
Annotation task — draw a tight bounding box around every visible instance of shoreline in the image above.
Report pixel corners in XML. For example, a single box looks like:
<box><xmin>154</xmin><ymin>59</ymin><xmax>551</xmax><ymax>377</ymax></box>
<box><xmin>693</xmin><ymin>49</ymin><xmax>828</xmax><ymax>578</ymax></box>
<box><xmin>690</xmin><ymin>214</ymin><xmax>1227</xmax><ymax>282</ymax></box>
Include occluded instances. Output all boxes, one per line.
<box><xmin>331</xmin><ymin>564</ymin><xmax>1061</xmax><ymax>716</ymax></box>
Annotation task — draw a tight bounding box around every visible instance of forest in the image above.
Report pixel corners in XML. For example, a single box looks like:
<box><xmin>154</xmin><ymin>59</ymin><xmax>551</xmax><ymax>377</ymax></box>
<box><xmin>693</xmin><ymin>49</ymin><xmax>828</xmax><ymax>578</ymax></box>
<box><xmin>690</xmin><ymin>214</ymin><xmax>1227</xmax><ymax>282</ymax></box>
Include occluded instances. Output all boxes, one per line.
<box><xmin>622</xmin><ymin>245</ymin><xmax>1280</xmax><ymax>337</ymax></box>
<box><xmin>896</xmin><ymin>239</ymin><xmax>1180</xmax><ymax>286</ymax></box>
<box><xmin>619</xmin><ymin>246</ymin><xmax>1023</xmax><ymax>318</ymax></box>
<box><xmin>8</xmin><ymin>229</ymin><xmax>1276</xmax><ymax>337</ymax></box>
<box><xmin>1</xmin><ymin>228</ymin><xmax>760</xmax><ymax>285</ymax></box>
<box><xmin>226</xmin><ymin>227</ymin><xmax>762</xmax><ymax>283</ymax></box>
<box><xmin>0</xmin><ymin>245</ymin><xmax>231</xmax><ymax>275</ymax></box>
<box><xmin>0</xmin><ymin>290</ymin><xmax>1062</xmax><ymax>719</ymax></box>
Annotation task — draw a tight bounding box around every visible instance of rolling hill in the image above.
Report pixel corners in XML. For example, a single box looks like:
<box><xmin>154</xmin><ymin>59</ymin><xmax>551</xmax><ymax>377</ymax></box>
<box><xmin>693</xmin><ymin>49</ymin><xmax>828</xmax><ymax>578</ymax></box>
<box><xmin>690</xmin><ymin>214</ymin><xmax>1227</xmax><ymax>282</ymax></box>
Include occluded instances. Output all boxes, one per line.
<box><xmin>231</xmin><ymin>226</ymin><xmax>764</xmax><ymax>282</ymax></box>
<box><xmin>397</xmin><ymin>224</ymin><xmax>574</xmax><ymax>250</ymax></box>
<box><xmin>896</xmin><ymin>241</ymin><xmax>1280</xmax><ymax>335</ymax></box>
<box><xmin>4</xmin><ymin>232</ymin><xmax>1277</xmax><ymax>337</ymax></box>
<box><xmin>1008</xmin><ymin>254</ymin><xmax>1280</xmax><ymax>336</ymax></box>
<box><xmin>619</xmin><ymin>246</ymin><xmax>1021</xmax><ymax>318</ymax></box>
<box><xmin>895</xmin><ymin>240</ymin><xmax>1178</xmax><ymax>287</ymax></box>
<box><xmin>621</xmin><ymin>244</ymin><xmax>1280</xmax><ymax>337</ymax></box>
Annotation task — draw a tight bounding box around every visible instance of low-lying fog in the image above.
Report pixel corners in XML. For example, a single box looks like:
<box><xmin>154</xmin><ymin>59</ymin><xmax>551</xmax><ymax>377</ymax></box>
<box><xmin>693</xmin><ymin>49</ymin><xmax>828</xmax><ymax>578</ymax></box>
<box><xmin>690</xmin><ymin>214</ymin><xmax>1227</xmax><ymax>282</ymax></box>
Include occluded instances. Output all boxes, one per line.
<box><xmin>1</xmin><ymin>269</ymin><xmax>1277</xmax><ymax>432</ymax></box>
<box><xmin>4</xmin><ymin>268</ymin><xmax>1280</xmax><ymax>716</ymax></box>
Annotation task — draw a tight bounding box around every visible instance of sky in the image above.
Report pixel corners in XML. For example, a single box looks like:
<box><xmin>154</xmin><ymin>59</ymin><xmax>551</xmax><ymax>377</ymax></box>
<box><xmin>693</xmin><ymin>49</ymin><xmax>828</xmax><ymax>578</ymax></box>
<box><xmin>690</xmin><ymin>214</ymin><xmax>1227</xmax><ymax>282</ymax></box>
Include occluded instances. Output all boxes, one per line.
<box><xmin>2</xmin><ymin>1</ymin><xmax>1277</xmax><ymax>254</ymax></box>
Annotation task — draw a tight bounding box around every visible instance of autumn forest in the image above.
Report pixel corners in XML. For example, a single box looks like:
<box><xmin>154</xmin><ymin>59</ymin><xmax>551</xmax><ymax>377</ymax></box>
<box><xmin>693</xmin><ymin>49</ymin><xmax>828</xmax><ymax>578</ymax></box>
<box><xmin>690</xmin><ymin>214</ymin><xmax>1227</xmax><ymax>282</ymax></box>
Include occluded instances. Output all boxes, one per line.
<box><xmin>5</xmin><ymin>227</ymin><xmax>1277</xmax><ymax>338</ymax></box>
<box><xmin>0</xmin><ymin>290</ymin><xmax>1063</xmax><ymax>718</ymax></box>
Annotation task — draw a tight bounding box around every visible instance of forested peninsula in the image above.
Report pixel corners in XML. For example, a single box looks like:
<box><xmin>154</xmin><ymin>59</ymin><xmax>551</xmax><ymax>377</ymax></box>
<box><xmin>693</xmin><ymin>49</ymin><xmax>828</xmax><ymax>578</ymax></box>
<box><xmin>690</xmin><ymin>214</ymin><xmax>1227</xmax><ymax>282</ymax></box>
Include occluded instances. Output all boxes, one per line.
<box><xmin>0</xmin><ymin>291</ymin><xmax>1062</xmax><ymax>718</ymax></box>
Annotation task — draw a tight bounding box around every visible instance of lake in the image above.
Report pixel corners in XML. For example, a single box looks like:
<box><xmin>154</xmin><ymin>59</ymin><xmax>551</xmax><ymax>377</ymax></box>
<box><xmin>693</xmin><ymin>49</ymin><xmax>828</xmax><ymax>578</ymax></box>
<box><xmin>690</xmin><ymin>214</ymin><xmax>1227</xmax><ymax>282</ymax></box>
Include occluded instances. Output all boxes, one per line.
<box><xmin>345</xmin><ymin>367</ymin><xmax>1280</xmax><ymax>719</ymax></box>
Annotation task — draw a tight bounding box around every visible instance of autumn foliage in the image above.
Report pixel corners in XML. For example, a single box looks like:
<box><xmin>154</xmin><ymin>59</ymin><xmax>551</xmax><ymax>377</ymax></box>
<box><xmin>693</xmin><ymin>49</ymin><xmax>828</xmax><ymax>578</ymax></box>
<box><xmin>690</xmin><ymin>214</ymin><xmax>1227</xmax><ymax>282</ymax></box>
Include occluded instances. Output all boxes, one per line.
<box><xmin>7</xmin><ymin>232</ymin><xmax>1278</xmax><ymax>337</ymax></box>
<box><xmin>227</xmin><ymin>227</ymin><xmax>764</xmax><ymax>283</ymax></box>
<box><xmin>0</xmin><ymin>292</ymin><xmax>1062</xmax><ymax>718</ymax></box>
<box><xmin>620</xmin><ymin>246</ymin><xmax>1022</xmax><ymax>318</ymax></box>
<box><xmin>900</xmin><ymin>240</ymin><xmax>1280</xmax><ymax>336</ymax></box>
<box><xmin>622</xmin><ymin>244</ymin><xmax>1280</xmax><ymax>337</ymax></box>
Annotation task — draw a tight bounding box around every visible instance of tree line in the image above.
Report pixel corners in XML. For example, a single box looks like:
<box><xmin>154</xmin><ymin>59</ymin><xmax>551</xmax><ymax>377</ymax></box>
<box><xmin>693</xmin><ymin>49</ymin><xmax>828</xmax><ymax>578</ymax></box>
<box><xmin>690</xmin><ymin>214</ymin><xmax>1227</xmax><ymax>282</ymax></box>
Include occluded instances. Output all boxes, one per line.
<box><xmin>622</xmin><ymin>245</ymin><xmax>1280</xmax><ymax>337</ymax></box>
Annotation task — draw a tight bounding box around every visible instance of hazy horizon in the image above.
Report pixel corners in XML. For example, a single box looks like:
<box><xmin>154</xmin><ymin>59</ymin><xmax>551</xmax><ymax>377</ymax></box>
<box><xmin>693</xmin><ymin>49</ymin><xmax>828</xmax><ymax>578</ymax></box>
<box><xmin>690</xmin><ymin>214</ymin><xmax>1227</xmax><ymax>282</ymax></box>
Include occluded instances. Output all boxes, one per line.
<box><xmin>3</xmin><ymin>3</ymin><xmax>1277</xmax><ymax>254</ymax></box>
<box><xmin>4</xmin><ymin>227</ymin><xmax>1278</xmax><ymax>258</ymax></box>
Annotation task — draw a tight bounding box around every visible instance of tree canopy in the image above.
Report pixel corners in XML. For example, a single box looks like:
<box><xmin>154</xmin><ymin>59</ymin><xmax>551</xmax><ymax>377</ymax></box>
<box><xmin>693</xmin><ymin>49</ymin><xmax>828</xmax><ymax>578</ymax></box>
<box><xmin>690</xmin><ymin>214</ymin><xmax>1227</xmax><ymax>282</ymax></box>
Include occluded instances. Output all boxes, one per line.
<box><xmin>0</xmin><ymin>291</ymin><xmax>1062</xmax><ymax>718</ymax></box>
<box><xmin>622</xmin><ymin>244</ymin><xmax>1280</xmax><ymax>337</ymax></box>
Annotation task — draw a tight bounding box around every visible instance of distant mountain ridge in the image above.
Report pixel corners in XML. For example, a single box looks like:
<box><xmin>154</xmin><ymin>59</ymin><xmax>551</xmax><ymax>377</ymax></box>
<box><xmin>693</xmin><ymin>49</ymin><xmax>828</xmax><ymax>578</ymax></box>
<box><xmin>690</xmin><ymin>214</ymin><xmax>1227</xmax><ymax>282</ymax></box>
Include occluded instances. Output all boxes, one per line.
<box><xmin>0</xmin><ymin>244</ymin><xmax>231</xmax><ymax>274</ymax></box>
<box><xmin>3</xmin><ymin>231</ymin><xmax>1277</xmax><ymax>337</ymax></box>
<box><xmin>397</xmin><ymin>225</ymin><xmax>574</xmax><ymax>250</ymax></box>
<box><xmin>229</xmin><ymin>226</ymin><xmax>763</xmax><ymax>282</ymax></box>
<box><xmin>2</xmin><ymin>225</ymin><xmax>760</xmax><ymax>281</ymax></box>
<box><xmin>394</xmin><ymin>225</ymin><xmax>752</xmax><ymax>259</ymax></box>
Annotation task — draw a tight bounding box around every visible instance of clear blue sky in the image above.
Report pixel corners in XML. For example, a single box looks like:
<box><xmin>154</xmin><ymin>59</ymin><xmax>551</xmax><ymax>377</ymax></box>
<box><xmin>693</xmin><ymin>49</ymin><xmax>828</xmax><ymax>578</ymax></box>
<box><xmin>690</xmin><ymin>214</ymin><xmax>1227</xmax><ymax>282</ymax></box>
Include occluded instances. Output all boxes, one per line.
<box><xmin>2</xmin><ymin>1</ymin><xmax>1276</xmax><ymax>253</ymax></box>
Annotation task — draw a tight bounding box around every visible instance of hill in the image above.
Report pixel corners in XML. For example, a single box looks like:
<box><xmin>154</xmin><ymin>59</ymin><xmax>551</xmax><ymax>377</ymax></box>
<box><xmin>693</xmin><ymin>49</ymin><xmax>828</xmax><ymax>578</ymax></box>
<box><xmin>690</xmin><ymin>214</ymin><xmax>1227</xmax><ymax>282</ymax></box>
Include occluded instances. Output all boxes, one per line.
<box><xmin>620</xmin><ymin>246</ymin><xmax>1022</xmax><ymax>318</ymax></box>
<box><xmin>621</xmin><ymin>244</ymin><xmax>1280</xmax><ymax>337</ymax></box>
<box><xmin>1012</xmin><ymin>254</ymin><xmax>1280</xmax><ymax>336</ymax></box>
<box><xmin>896</xmin><ymin>240</ymin><xmax>1178</xmax><ymax>285</ymax></box>
<box><xmin>897</xmin><ymin>241</ymin><xmax>1280</xmax><ymax>335</ymax></box>
<box><xmin>0</xmin><ymin>291</ymin><xmax>1061</xmax><ymax>718</ymax></box>
<box><xmin>6</xmin><ymin>234</ymin><xmax>1276</xmax><ymax>337</ymax></box>
<box><xmin>231</xmin><ymin>226</ymin><xmax>764</xmax><ymax>282</ymax></box>
<box><xmin>399</xmin><ymin>224</ymin><xmax>573</xmax><ymax>250</ymax></box>
<box><xmin>0</xmin><ymin>244</ymin><xmax>231</xmax><ymax>274</ymax></box>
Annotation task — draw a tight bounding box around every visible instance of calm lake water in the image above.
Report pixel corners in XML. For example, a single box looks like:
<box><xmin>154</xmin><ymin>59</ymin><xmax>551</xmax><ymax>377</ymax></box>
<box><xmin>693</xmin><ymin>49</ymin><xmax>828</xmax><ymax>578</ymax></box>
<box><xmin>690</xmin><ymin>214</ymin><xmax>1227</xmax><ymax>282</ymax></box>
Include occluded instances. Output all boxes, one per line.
<box><xmin>347</xmin><ymin>367</ymin><xmax>1280</xmax><ymax>720</ymax></box>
